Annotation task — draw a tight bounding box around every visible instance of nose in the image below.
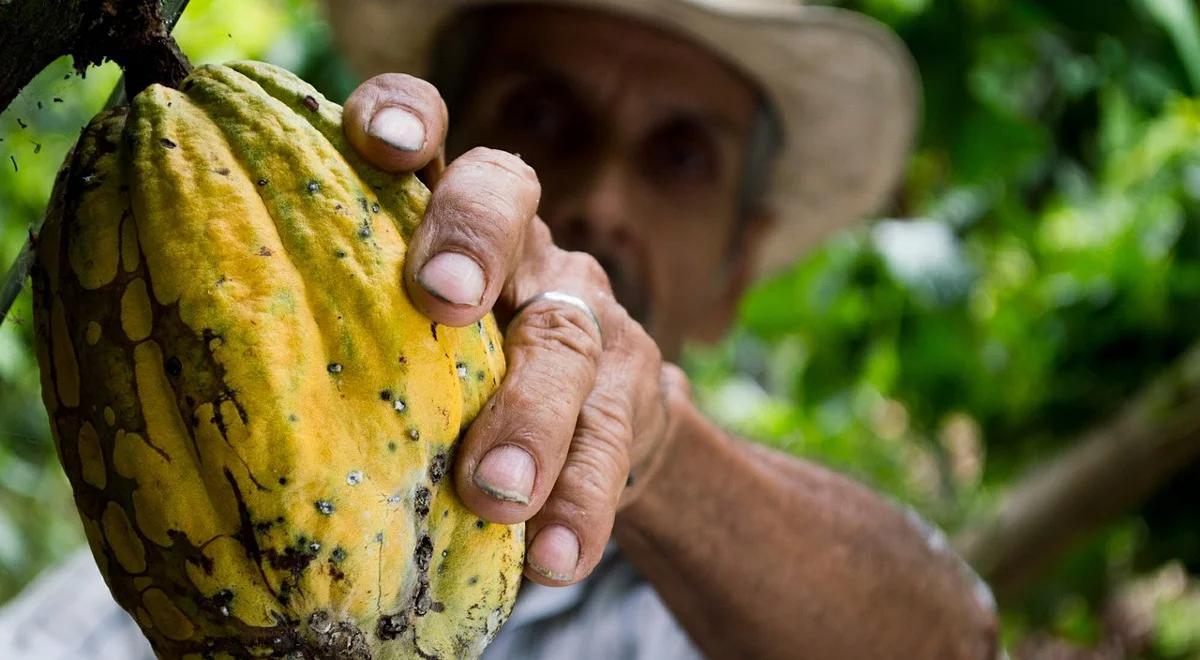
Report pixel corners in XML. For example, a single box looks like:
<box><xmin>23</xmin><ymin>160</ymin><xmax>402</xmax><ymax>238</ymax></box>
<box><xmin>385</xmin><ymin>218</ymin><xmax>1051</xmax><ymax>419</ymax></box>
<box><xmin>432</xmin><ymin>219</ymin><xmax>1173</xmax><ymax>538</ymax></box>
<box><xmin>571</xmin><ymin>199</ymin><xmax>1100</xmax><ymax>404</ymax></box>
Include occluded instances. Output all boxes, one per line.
<box><xmin>543</xmin><ymin>163</ymin><xmax>638</xmax><ymax>254</ymax></box>
<box><xmin>541</xmin><ymin>162</ymin><xmax>652</xmax><ymax>324</ymax></box>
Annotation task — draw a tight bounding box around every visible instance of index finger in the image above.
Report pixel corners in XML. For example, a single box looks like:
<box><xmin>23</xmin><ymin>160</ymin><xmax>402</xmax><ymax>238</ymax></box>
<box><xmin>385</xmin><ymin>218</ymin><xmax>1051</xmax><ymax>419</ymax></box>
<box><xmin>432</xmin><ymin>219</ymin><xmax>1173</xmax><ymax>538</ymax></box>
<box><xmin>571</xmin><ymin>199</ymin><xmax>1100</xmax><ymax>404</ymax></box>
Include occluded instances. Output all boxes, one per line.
<box><xmin>342</xmin><ymin>73</ymin><xmax>448</xmax><ymax>173</ymax></box>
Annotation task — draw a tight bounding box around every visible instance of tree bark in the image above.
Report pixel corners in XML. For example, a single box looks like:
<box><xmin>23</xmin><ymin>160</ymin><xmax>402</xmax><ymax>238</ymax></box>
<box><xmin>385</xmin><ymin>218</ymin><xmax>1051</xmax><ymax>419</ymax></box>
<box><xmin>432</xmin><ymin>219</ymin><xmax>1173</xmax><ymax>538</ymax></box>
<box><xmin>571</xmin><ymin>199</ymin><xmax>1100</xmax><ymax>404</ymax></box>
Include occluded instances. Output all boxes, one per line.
<box><xmin>0</xmin><ymin>0</ymin><xmax>190</xmax><ymax>113</ymax></box>
<box><xmin>0</xmin><ymin>0</ymin><xmax>88</xmax><ymax>112</ymax></box>
<box><xmin>956</xmin><ymin>342</ymin><xmax>1200</xmax><ymax>600</ymax></box>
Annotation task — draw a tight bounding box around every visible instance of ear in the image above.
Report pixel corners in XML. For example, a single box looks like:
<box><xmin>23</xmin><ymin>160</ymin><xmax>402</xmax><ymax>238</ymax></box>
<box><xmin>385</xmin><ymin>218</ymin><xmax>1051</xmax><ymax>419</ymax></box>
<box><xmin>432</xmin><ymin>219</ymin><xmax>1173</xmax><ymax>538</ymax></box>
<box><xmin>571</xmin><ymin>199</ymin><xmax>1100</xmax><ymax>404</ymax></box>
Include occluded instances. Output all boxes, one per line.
<box><xmin>694</xmin><ymin>208</ymin><xmax>777</xmax><ymax>343</ymax></box>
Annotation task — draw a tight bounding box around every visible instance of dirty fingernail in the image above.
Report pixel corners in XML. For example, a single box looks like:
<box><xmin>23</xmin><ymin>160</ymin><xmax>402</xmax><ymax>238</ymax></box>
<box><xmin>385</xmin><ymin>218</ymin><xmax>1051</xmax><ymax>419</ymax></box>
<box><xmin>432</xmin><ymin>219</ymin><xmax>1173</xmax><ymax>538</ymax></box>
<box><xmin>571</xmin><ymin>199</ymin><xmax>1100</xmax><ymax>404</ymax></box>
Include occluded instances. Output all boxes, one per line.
<box><xmin>368</xmin><ymin>106</ymin><xmax>425</xmax><ymax>152</ymax></box>
<box><xmin>418</xmin><ymin>252</ymin><xmax>485</xmax><ymax>306</ymax></box>
<box><xmin>474</xmin><ymin>445</ymin><xmax>535</xmax><ymax>505</ymax></box>
<box><xmin>528</xmin><ymin>525</ymin><xmax>579</xmax><ymax>582</ymax></box>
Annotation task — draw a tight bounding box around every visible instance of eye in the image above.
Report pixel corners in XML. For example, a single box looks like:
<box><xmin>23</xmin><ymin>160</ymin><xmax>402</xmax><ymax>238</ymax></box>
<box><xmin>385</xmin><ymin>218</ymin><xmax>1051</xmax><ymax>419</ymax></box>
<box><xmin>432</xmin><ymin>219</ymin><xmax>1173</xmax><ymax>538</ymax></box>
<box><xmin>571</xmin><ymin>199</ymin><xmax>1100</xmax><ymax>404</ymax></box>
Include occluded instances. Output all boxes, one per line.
<box><xmin>497</xmin><ymin>81</ymin><xmax>574</xmax><ymax>144</ymax></box>
<box><xmin>641</xmin><ymin>119</ymin><xmax>719</xmax><ymax>186</ymax></box>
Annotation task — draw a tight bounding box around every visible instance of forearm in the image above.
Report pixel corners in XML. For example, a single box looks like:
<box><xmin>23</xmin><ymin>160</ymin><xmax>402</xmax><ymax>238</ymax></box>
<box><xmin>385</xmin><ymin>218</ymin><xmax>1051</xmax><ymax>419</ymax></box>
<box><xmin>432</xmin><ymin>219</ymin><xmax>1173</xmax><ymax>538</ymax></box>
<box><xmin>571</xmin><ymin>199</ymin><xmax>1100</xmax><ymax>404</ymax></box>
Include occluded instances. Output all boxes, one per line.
<box><xmin>613</xmin><ymin>401</ymin><xmax>999</xmax><ymax>660</ymax></box>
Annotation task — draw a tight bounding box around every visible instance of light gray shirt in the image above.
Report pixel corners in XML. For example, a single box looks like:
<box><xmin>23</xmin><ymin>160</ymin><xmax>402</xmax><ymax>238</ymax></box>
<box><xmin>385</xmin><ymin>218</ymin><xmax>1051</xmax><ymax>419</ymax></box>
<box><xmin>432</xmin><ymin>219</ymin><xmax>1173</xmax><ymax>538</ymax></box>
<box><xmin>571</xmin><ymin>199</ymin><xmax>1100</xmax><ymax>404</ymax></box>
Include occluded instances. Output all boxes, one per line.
<box><xmin>0</xmin><ymin>546</ymin><xmax>701</xmax><ymax>659</ymax></box>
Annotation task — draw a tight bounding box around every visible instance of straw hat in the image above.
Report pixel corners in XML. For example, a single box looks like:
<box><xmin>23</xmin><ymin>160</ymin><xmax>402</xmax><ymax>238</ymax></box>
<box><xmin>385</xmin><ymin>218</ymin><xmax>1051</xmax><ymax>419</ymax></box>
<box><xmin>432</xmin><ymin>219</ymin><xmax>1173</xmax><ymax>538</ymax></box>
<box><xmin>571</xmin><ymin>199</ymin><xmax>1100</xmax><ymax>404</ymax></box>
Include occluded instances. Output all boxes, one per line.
<box><xmin>326</xmin><ymin>0</ymin><xmax>920</xmax><ymax>277</ymax></box>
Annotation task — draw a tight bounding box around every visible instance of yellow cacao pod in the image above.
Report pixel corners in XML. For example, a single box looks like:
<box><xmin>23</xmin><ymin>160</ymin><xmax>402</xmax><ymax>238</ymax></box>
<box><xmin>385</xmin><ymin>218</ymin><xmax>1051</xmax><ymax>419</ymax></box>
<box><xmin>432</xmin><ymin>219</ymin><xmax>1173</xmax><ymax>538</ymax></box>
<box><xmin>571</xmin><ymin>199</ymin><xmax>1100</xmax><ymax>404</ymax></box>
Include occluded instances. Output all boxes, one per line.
<box><xmin>30</xmin><ymin>61</ymin><xmax>523</xmax><ymax>659</ymax></box>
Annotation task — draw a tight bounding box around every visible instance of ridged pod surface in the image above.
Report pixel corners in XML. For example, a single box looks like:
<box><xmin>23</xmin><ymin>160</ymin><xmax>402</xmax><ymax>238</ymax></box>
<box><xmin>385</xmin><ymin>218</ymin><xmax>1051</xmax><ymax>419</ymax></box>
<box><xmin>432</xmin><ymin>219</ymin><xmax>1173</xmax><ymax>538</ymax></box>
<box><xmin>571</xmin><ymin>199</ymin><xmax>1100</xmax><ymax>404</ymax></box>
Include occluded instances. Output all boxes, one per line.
<box><xmin>30</xmin><ymin>61</ymin><xmax>523</xmax><ymax>659</ymax></box>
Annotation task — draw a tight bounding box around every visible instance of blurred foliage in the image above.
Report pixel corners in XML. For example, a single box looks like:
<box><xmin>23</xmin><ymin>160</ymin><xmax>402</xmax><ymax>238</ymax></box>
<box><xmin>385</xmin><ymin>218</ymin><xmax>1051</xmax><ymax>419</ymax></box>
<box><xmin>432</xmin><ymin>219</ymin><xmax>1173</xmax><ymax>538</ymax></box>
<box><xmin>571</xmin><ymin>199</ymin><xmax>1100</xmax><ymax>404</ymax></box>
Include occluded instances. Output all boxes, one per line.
<box><xmin>3</xmin><ymin>0</ymin><xmax>1200</xmax><ymax>655</ymax></box>
<box><xmin>691</xmin><ymin>0</ymin><xmax>1200</xmax><ymax>653</ymax></box>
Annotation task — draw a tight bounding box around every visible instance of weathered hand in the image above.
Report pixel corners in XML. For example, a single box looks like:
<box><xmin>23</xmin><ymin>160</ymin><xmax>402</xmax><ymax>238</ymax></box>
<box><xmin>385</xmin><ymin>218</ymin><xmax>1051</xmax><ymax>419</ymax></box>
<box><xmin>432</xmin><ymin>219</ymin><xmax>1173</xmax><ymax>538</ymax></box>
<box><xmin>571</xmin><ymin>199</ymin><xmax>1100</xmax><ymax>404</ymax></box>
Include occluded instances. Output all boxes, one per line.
<box><xmin>343</xmin><ymin>74</ymin><xmax>686</xmax><ymax>586</ymax></box>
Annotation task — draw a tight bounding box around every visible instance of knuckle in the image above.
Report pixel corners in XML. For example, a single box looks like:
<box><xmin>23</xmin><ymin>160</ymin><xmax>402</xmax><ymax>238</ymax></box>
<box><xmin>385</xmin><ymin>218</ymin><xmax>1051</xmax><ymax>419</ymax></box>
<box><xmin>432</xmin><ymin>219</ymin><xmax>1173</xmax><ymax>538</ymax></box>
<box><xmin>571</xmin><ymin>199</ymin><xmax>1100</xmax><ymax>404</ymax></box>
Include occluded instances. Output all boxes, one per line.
<box><xmin>468</xmin><ymin>147</ymin><xmax>539</xmax><ymax>183</ymax></box>
<box><xmin>562</xmin><ymin>432</ymin><xmax>630</xmax><ymax>506</ymax></box>
<box><xmin>565</xmin><ymin>250</ymin><xmax>609</xmax><ymax>286</ymax></box>
<box><xmin>582</xmin><ymin>393</ymin><xmax>635</xmax><ymax>450</ymax></box>
<box><xmin>510</xmin><ymin>305</ymin><xmax>603</xmax><ymax>363</ymax></box>
<box><xmin>432</xmin><ymin>189</ymin><xmax>512</xmax><ymax>245</ymax></box>
<box><xmin>369</xmin><ymin>72</ymin><xmax>438</xmax><ymax>99</ymax></box>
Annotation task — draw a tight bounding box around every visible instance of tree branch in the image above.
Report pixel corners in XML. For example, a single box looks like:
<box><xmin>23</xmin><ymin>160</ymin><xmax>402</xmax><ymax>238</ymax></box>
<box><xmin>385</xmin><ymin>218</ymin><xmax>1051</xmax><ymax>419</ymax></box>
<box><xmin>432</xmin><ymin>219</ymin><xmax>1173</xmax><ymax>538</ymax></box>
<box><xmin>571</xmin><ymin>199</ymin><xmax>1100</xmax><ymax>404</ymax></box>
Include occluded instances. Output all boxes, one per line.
<box><xmin>956</xmin><ymin>342</ymin><xmax>1200</xmax><ymax>600</ymax></box>
<box><xmin>0</xmin><ymin>0</ymin><xmax>88</xmax><ymax>112</ymax></box>
<box><xmin>0</xmin><ymin>0</ymin><xmax>190</xmax><ymax>113</ymax></box>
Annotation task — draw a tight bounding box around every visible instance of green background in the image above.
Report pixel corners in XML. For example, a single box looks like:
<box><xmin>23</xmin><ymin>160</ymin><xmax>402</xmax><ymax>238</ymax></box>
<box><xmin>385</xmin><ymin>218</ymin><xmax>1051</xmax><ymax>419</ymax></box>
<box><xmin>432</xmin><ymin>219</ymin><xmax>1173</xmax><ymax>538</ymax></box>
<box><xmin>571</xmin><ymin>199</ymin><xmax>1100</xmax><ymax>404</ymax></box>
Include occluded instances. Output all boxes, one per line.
<box><xmin>3</xmin><ymin>0</ymin><xmax>1200</xmax><ymax>655</ymax></box>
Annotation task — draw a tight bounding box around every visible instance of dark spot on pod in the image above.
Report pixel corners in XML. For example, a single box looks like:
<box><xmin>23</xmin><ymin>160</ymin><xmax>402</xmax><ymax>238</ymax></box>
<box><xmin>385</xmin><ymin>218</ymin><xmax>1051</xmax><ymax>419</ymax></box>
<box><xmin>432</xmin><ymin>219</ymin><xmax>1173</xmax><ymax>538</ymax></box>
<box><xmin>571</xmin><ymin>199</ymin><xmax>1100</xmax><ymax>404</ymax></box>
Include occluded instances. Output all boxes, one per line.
<box><xmin>303</xmin><ymin>95</ymin><xmax>320</xmax><ymax>112</ymax></box>
<box><xmin>204</xmin><ymin>589</ymin><xmax>235</xmax><ymax>617</ymax></box>
<box><xmin>165</xmin><ymin>356</ymin><xmax>182</xmax><ymax>377</ymax></box>
<box><xmin>182</xmin><ymin>79</ymin><xmax>195</xmax><ymax>91</ymax></box>
<box><xmin>455</xmin><ymin>362</ymin><xmax>468</xmax><ymax>377</ymax></box>
<box><xmin>379</xmin><ymin>389</ymin><xmax>392</xmax><ymax>401</ymax></box>
<box><xmin>307</xmin><ymin>180</ymin><xmax>320</xmax><ymax>193</ymax></box>
<box><xmin>358</xmin><ymin>224</ymin><xmax>372</xmax><ymax>239</ymax></box>
<box><xmin>414</xmin><ymin>487</ymin><xmax>430</xmax><ymax>518</ymax></box>
<box><xmin>276</xmin><ymin>516</ymin><xmax>285</xmax><ymax>523</ymax></box>
<box><xmin>387</xmin><ymin>441</ymin><xmax>397</xmax><ymax>452</ymax></box>
<box><xmin>257</xmin><ymin>246</ymin><xmax>273</xmax><ymax>257</ymax></box>
<box><xmin>441</xmin><ymin>549</ymin><xmax>450</xmax><ymax>559</ymax></box>
<box><xmin>414</xmin><ymin>535</ymin><xmax>433</xmax><ymax>571</ymax></box>
<box><xmin>429</xmin><ymin>453</ymin><xmax>447</xmax><ymax>484</ymax></box>
<box><xmin>467</xmin><ymin>576</ymin><xmax>478</xmax><ymax>586</ymax></box>
<box><xmin>33</xmin><ymin>142</ymin><xmax>41</xmax><ymax>154</ymax></box>
<box><xmin>475</xmin><ymin>520</ymin><xmax>485</xmax><ymax>530</ymax></box>
<box><xmin>160</xmin><ymin>138</ymin><xmax>176</xmax><ymax>149</ymax></box>
<box><xmin>214</xmin><ymin>167</ymin><xmax>231</xmax><ymax>176</ymax></box>
<box><xmin>413</xmin><ymin>579</ymin><xmax>432</xmax><ymax>616</ymax></box>
<box><xmin>371</xmin><ymin>202</ymin><xmax>380</xmax><ymax>213</ymax></box>
<box><xmin>476</xmin><ymin>370</ymin><xmax>486</xmax><ymax>382</ymax></box>
<box><xmin>309</xmin><ymin>611</ymin><xmax>332</xmax><ymax>635</ymax></box>
<box><xmin>327</xmin><ymin>363</ymin><xmax>343</xmax><ymax>374</ymax></box>
<box><xmin>430</xmin><ymin>323</ymin><xmax>438</xmax><ymax>341</ymax></box>
<box><xmin>408</xmin><ymin>427</ymin><xmax>420</xmax><ymax>441</ymax></box>
<box><xmin>377</xmin><ymin>614</ymin><xmax>407</xmax><ymax>640</ymax></box>
<box><xmin>442</xmin><ymin>509</ymin><xmax>449</xmax><ymax>519</ymax></box>
<box><xmin>398</xmin><ymin>355</ymin><xmax>408</xmax><ymax>365</ymax></box>
<box><xmin>15</xmin><ymin>118</ymin><xmax>26</xmax><ymax>129</ymax></box>
<box><xmin>257</xmin><ymin>178</ymin><xmax>268</xmax><ymax>186</ymax></box>
<box><xmin>334</xmin><ymin>249</ymin><xmax>347</xmax><ymax>259</ymax></box>
<box><xmin>288</xmin><ymin>414</ymin><xmax>298</xmax><ymax>423</ymax></box>
<box><xmin>430</xmin><ymin>602</ymin><xmax>445</xmax><ymax>613</ymax></box>
<box><xmin>254</xmin><ymin>521</ymin><xmax>272</xmax><ymax>534</ymax></box>
<box><xmin>309</xmin><ymin>541</ymin><xmax>321</xmax><ymax>553</ymax></box>
<box><xmin>53</xmin><ymin>97</ymin><xmax>63</xmax><ymax>103</ymax></box>
<box><xmin>315</xmin><ymin>500</ymin><xmax>335</xmax><ymax>515</ymax></box>
<box><xmin>359</xmin><ymin>198</ymin><xmax>369</xmax><ymax>214</ymax></box>
<box><xmin>278</xmin><ymin>477</ymin><xmax>288</xmax><ymax>486</ymax></box>
<box><xmin>331</xmin><ymin>547</ymin><xmax>347</xmax><ymax>563</ymax></box>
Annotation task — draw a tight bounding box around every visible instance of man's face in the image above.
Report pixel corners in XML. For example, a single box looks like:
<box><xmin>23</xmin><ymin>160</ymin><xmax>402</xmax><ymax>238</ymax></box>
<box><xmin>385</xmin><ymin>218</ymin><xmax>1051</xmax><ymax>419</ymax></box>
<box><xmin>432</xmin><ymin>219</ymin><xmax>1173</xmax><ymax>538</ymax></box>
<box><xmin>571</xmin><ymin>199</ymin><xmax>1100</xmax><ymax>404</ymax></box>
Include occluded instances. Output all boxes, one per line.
<box><xmin>445</xmin><ymin>7</ymin><xmax>765</xmax><ymax>360</ymax></box>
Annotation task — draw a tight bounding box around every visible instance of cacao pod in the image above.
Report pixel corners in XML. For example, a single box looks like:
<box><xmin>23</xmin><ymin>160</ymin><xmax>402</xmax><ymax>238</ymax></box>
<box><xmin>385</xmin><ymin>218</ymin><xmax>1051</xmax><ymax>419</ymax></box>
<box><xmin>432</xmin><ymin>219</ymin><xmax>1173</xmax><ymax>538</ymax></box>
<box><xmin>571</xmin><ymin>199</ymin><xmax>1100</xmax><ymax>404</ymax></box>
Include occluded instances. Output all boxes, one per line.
<box><xmin>30</xmin><ymin>61</ymin><xmax>523</xmax><ymax>659</ymax></box>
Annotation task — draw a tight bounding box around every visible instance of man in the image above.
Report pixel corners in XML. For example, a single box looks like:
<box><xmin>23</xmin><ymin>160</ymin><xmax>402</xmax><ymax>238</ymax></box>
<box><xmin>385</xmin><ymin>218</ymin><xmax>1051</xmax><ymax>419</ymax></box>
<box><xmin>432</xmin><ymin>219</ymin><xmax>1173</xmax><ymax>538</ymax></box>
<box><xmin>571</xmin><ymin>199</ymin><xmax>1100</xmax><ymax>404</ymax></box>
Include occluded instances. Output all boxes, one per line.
<box><xmin>0</xmin><ymin>1</ymin><xmax>999</xmax><ymax>658</ymax></box>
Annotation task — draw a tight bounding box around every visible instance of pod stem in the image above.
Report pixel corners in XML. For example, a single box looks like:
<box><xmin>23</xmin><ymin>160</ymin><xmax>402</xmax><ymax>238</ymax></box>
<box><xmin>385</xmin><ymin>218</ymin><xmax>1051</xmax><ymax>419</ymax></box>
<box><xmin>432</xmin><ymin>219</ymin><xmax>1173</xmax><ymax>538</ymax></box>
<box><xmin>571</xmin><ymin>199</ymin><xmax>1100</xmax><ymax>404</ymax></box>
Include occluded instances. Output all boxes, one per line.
<box><xmin>71</xmin><ymin>0</ymin><xmax>193</xmax><ymax>98</ymax></box>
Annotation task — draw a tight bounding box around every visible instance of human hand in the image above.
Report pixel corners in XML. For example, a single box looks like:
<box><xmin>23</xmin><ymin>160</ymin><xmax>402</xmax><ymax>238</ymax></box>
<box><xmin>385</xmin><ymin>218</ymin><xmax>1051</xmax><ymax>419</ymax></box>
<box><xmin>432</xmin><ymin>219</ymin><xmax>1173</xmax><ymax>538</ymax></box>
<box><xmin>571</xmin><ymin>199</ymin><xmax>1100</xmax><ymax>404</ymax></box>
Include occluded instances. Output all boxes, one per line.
<box><xmin>343</xmin><ymin>74</ymin><xmax>689</xmax><ymax>586</ymax></box>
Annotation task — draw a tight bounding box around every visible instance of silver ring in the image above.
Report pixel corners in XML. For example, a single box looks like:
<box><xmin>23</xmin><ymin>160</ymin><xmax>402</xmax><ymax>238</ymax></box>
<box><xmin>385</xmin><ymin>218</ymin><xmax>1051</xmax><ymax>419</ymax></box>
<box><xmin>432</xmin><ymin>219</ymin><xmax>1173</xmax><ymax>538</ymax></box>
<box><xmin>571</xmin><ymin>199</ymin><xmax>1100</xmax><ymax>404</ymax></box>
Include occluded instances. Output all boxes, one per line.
<box><xmin>510</xmin><ymin>291</ymin><xmax>603</xmax><ymax>342</ymax></box>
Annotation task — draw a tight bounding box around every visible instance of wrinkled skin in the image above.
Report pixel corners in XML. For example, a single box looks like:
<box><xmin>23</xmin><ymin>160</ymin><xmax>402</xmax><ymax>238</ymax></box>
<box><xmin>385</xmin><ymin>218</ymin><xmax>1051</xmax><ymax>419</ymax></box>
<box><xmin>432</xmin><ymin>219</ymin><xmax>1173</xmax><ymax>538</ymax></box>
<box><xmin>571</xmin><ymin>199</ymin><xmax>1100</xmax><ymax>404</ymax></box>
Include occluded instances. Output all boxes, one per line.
<box><xmin>339</xmin><ymin>6</ymin><xmax>1002</xmax><ymax>660</ymax></box>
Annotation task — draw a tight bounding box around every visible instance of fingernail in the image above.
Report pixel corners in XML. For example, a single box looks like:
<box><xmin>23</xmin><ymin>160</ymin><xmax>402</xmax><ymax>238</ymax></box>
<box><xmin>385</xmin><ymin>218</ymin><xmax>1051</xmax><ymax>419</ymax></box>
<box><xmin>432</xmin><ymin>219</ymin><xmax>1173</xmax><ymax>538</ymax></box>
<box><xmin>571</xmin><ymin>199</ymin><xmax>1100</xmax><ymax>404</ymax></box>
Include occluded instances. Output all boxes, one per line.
<box><xmin>418</xmin><ymin>252</ymin><xmax>485</xmax><ymax>306</ymax></box>
<box><xmin>368</xmin><ymin>106</ymin><xmax>425</xmax><ymax>152</ymax></box>
<box><xmin>474</xmin><ymin>445</ymin><xmax>535</xmax><ymax>505</ymax></box>
<box><xmin>528</xmin><ymin>525</ymin><xmax>579</xmax><ymax>582</ymax></box>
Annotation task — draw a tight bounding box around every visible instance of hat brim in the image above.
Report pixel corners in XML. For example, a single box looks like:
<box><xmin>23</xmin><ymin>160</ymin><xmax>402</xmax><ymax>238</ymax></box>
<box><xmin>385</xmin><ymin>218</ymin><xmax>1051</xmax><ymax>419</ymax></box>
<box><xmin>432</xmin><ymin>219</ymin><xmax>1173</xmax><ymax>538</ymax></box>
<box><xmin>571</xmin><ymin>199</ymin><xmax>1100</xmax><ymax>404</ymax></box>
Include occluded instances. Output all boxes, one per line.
<box><xmin>327</xmin><ymin>0</ymin><xmax>920</xmax><ymax>277</ymax></box>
